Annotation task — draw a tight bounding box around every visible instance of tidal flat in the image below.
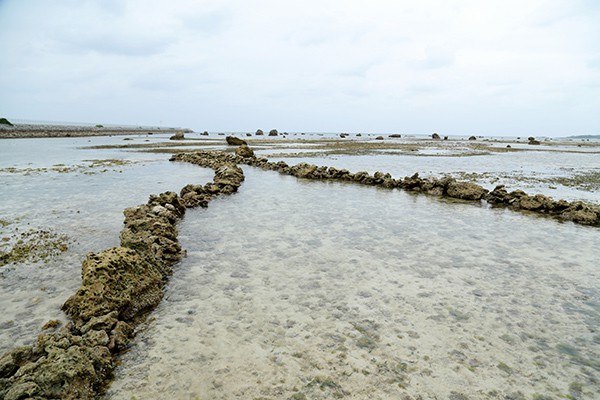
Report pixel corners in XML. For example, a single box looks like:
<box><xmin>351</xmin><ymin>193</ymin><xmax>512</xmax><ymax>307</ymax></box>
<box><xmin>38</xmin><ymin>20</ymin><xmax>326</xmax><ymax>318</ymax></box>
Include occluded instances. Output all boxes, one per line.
<box><xmin>0</xmin><ymin>132</ymin><xmax>598</xmax><ymax>399</ymax></box>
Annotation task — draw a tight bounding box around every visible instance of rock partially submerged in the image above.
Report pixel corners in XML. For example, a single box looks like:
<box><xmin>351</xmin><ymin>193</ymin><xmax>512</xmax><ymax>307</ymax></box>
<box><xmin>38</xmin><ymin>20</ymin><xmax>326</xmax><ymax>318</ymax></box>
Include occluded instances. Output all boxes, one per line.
<box><xmin>235</xmin><ymin>144</ymin><xmax>255</xmax><ymax>158</ymax></box>
<box><xmin>173</xmin><ymin>150</ymin><xmax>600</xmax><ymax>227</ymax></box>
<box><xmin>432</xmin><ymin>133</ymin><xmax>441</xmax><ymax>140</ymax></box>
<box><xmin>226</xmin><ymin>136</ymin><xmax>247</xmax><ymax>146</ymax></box>
<box><xmin>255</xmin><ymin>129</ymin><xmax>264</xmax><ymax>136</ymax></box>
<box><xmin>0</xmin><ymin>153</ymin><xmax>247</xmax><ymax>400</ymax></box>
<box><xmin>268</xmin><ymin>129</ymin><xmax>278</xmax><ymax>136</ymax></box>
<box><xmin>169</xmin><ymin>132</ymin><xmax>185</xmax><ymax>140</ymax></box>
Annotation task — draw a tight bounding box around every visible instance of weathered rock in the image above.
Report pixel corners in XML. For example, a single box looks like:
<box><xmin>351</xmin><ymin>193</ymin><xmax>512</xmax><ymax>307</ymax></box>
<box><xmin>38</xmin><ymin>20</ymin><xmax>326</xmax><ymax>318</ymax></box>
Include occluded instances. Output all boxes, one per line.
<box><xmin>375</xmin><ymin>136</ymin><xmax>384</xmax><ymax>140</ymax></box>
<box><xmin>446</xmin><ymin>181</ymin><xmax>488</xmax><ymax>201</ymax></box>
<box><xmin>268</xmin><ymin>129</ymin><xmax>278</xmax><ymax>136</ymax></box>
<box><xmin>468</xmin><ymin>136</ymin><xmax>477</xmax><ymax>140</ymax></box>
<box><xmin>201</xmin><ymin>131</ymin><xmax>209</xmax><ymax>136</ymax></box>
<box><xmin>432</xmin><ymin>133</ymin><xmax>441</xmax><ymax>139</ymax></box>
<box><xmin>235</xmin><ymin>144</ymin><xmax>255</xmax><ymax>158</ymax></box>
<box><xmin>62</xmin><ymin>247</ymin><xmax>165</xmax><ymax>327</ymax></box>
<box><xmin>528</xmin><ymin>139</ymin><xmax>541</xmax><ymax>145</ymax></box>
<box><xmin>169</xmin><ymin>132</ymin><xmax>185</xmax><ymax>140</ymax></box>
<box><xmin>256</xmin><ymin>129</ymin><xmax>264</xmax><ymax>135</ymax></box>
<box><xmin>389</xmin><ymin>134</ymin><xmax>401</xmax><ymax>138</ymax></box>
<box><xmin>226</xmin><ymin>136</ymin><xmax>247</xmax><ymax>146</ymax></box>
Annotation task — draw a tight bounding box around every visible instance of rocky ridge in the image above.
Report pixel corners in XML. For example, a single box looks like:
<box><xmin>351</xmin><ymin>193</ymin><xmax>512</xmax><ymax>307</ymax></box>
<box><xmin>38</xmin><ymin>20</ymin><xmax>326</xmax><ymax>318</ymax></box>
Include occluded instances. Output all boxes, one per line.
<box><xmin>172</xmin><ymin>150</ymin><xmax>600</xmax><ymax>227</ymax></box>
<box><xmin>0</xmin><ymin>156</ymin><xmax>245</xmax><ymax>400</ymax></box>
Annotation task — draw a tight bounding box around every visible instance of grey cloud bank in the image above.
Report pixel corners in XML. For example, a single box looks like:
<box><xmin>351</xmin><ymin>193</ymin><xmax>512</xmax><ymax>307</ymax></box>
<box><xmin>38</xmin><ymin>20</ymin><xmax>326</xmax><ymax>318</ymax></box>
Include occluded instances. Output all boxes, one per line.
<box><xmin>0</xmin><ymin>0</ymin><xmax>599</xmax><ymax>136</ymax></box>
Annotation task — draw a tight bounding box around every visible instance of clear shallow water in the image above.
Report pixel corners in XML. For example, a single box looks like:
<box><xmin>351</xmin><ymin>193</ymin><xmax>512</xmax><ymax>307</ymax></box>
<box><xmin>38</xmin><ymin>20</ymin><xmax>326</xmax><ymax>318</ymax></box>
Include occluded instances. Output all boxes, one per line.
<box><xmin>108</xmin><ymin>168</ymin><xmax>599</xmax><ymax>400</ymax></box>
<box><xmin>0</xmin><ymin>137</ymin><xmax>215</xmax><ymax>353</ymax></box>
<box><xmin>269</xmin><ymin>150</ymin><xmax>600</xmax><ymax>203</ymax></box>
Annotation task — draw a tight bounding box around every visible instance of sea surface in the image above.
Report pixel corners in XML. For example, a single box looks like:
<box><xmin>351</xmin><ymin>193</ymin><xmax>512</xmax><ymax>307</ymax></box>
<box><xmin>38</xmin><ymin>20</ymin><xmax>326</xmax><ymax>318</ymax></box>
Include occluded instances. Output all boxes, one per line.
<box><xmin>0</xmin><ymin>133</ymin><xmax>598</xmax><ymax>399</ymax></box>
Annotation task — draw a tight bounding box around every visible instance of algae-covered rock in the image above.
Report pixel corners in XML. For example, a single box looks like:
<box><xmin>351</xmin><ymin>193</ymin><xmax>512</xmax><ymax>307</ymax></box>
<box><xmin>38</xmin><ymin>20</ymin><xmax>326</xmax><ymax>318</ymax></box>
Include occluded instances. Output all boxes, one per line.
<box><xmin>446</xmin><ymin>181</ymin><xmax>488</xmax><ymax>201</ymax></box>
<box><xmin>226</xmin><ymin>136</ymin><xmax>247</xmax><ymax>146</ymax></box>
<box><xmin>235</xmin><ymin>144</ymin><xmax>255</xmax><ymax>158</ymax></box>
<box><xmin>62</xmin><ymin>247</ymin><xmax>164</xmax><ymax>327</ymax></box>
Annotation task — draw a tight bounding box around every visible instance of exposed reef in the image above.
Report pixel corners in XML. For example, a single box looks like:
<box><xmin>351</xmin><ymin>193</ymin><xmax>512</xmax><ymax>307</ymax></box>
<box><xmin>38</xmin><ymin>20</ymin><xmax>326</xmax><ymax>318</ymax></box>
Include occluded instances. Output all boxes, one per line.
<box><xmin>0</xmin><ymin>155</ymin><xmax>245</xmax><ymax>399</ymax></box>
<box><xmin>172</xmin><ymin>150</ymin><xmax>600</xmax><ymax>227</ymax></box>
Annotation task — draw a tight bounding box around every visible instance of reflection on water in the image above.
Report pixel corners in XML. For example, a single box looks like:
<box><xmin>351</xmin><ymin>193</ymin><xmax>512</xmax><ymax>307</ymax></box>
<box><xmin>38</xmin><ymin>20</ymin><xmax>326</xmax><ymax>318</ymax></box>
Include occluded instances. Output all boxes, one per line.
<box><xmin>108</xmin><ymin>168</ymin><xmax>599</xmax><ymax>399</ymax></box>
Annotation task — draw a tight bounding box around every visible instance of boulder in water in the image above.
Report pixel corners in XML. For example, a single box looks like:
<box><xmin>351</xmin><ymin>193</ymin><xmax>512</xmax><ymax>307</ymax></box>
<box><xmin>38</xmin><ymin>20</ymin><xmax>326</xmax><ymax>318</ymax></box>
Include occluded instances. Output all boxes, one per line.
<box><xmin>226</xmin><ymin>136</ymin><xmax>247</xmax><ymax>146</ymax></box>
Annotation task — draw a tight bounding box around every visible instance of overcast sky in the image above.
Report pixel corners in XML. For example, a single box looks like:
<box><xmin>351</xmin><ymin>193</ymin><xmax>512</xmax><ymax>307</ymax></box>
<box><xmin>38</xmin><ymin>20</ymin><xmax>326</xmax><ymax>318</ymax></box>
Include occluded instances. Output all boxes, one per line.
<box><xmin>0</xmin><ymin>0</ymin><xmax>598</xmax><ymax>135</ymax></box>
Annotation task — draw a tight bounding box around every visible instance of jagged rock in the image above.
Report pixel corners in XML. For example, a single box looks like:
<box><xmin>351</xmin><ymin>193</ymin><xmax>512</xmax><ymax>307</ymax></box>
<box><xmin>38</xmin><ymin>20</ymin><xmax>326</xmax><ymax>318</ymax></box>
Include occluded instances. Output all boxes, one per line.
<box><xmin>235</xmin><ymin>144</ymin><xmax>255</xmax><ymax>158</ymax></box>
<box><xmin>169</xmin><ymin>132</ymin><xmax>185</xmax><ymax>140</ymax></box>
<box><xmin>61</xmin><ymin>247</ymin><xmax>165</xmax><ymax>327</ymax></box>
<box><xmin>446</xmin><ymin>181</ymin><xmax>488</xmax><ymax>201</ymax></box>
<box><xmin>559</xmin><ymin>202</ymin><xmax>600</xmax><ymax>225</ymax></box>
<box><xmin>226</xmin><ymin>136</ymin><xmax>247</xmax><ymax>146</ymax></box>
<box><xmin>256</xmin><ymin>129</ymin><xmax>264</xmax><ymax>135</ymax></box>
<box><xmin>432</xmin><ymin>133</ymin><xmax>441</xmax><ymax>139</ymax></box>
<box><xmin>268</xmin><ymin>129</ymin><xmax>278</xmax><ymax>136</ymax></box>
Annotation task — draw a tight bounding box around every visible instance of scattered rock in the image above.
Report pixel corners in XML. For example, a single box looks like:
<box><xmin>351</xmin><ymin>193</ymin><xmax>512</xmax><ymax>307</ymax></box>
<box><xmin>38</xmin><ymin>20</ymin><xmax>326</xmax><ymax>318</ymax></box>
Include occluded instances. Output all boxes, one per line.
<box><xmin>268</xmin><ymin>129</ymin><xmax>278</xmax><ymax>136</ymax></box>
<box><xmin>389</xmin><ymin>134</ymin><xmax>401</xmax><ymax>138</ymax></box>
<box><xmin>432</xmin><ymin>133</ymin><xmax>441</xmax><ymax>139</ymax></box>
<box><xmin>255</xmin><ymin>129</ymin><xmax>264</xmax><ymax>135</ymax></box>
<box><xmin>468</xmin><ymin>136</ymin><xmax>476</xmax><ymax>141</ymax></box>
<box><xmin>375</xmin><ymin>136</ymin><xmax>384</xmax><ymax>140</ymax></box>
<box><xmin>169</xmin><ymin>132</ymin><xmax>185</xmax><ymax>140</ymax></box>
<box><xmin>225</xmin><ymin>136</ymin><xmax>247</xmax><ymax>146</ymax></box>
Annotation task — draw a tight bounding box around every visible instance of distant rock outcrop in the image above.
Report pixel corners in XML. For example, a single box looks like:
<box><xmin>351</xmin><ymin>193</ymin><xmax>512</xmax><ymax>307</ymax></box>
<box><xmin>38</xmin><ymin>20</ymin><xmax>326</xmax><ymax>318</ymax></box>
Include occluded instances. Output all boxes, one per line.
<box><xmin>268</xmin><ymin>129</ymin><xmax>278</xmax><ymax>136</ymax></box>
<box><xmin>432</xmin><ymin>133</ymin><xmax>441</xmax><ymax>139</ymax></box>
<box><xmin>256</xmin><ymin>129</ymin><xmax>264</xmax><ymax>135</ymax></box>
<box><xmin>0</xmin><ymin>118</ymin><xmax>13</xmax><ymax>126</ymax></box>
<box><xmin>169</xmin><ymin>132</ymin><xmax>185</xmax><ymax>140</ymax></box>
<box><xmin>468</xmin><ymin>136</ymin><xmax>476</xmax><ymax>140</ymax></box>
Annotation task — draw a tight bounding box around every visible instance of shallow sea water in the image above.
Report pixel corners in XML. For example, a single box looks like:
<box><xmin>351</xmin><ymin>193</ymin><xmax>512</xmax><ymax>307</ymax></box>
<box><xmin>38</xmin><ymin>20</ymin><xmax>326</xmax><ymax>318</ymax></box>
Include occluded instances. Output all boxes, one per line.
<box><xmin>0</xmin><ymin>137</ymin><xmax>215</xmax><ymax>353</ymax></box>
<box><xmin>108</xmin><ymin>168</ymin><xmax>599</xmax><ymax>400</ymax></box>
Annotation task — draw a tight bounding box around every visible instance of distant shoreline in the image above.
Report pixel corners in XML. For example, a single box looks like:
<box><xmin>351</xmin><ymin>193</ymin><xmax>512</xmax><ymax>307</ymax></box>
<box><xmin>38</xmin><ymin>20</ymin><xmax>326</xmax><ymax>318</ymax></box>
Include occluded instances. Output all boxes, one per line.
<box><xmin>0</xmin><ymin>124</ymin><xmax>189</xmax><ymax>139</ymax></box>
